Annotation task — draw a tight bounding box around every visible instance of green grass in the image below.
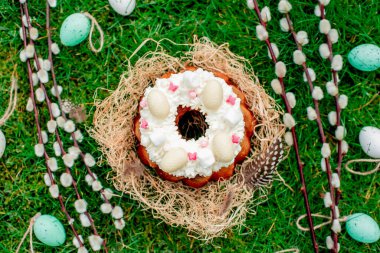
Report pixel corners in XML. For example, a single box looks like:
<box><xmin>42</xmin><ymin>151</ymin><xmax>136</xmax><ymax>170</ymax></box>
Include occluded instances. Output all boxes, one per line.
<box><xmin>0</xmin><ymin>0</ymin><xmax>379</xmax><ymax>252</ymax></box>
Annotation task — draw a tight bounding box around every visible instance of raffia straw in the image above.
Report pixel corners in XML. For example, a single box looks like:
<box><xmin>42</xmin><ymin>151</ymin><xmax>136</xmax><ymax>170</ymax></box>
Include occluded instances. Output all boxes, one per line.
<box><xmin>345</xmin><ymin>159</ymin><xmax>380</xmax><ymax>176</ymax></box>
<box><xmin>82</xmin><ymin>12</ymin><xmax>104</xmax><ymax>53</ymax></box>
<box><xmin>275</xmin><ymin>249</ymin><xmax>300</xmax><ymax>253</ymax></box>
<box><xmin>91</xmin><ymin>37</ymin><xmax>284</xmax><ymax>240</ymax></box>
<box><xmin>0</xmin><ymin>73</ymin><xmax>18</xmax><ymax>127</ymax></box>
<box><xmin>296</xmin><ymin>213</ymin><xmax>347</xmax><ymax>232</ymax></box>
<box><xmin>15</xmin><ymin>213</ymin><xmax>41</xmax><ymax>253</ymax></box>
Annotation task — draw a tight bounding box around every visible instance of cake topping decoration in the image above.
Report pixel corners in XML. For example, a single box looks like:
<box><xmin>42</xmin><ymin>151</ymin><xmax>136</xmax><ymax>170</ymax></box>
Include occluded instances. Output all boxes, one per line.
<box><xmin>140</xmin><ymin>119</ymin><xmax>148</xmax><ymax>129</ymax></box>
<box><xmin>188</xmin><ymin>90</ymin><xmax>197</xmax><ymax>99</ymax></box>
<box><xmin>160</xmin><ymin>148</ymin><xmax>188</xmax><ymax>173</ymax></box>
<box><xmin>139</xmin><ymin>99</ymin><xmax>147</xmax><ymax>108</ymax></box>
<box><xmin>188</xmin><ymin>152</ymin><xmax>197</xmax><ymax>161</ymax></box>
<box><xmin>226</xmin><ymin>95</ymin><xmax>237</xmax><ymax>105</ymax></box>
<box><xmin>147</xmin><ymin>89</ymin><xmax>170</xmax><ymax>119</ymax></box>
<box><xmin>232</xmin><ymin>134</ymin><xmax>240</xmax><ymax>144</ymax></box>
<box><xmin>212</xmin><ymin>132</ymin><xmax>235</xmax><ymax>163</ymax></box>
<box><xmin>201</xmin><ymin>79</ymin><xmax>223</xmax><ymax>110</ymax></box>
<box><xmin>168</xmin><ymin>82</ymin><xmax>179</xmax><ymax>92</ymax></box>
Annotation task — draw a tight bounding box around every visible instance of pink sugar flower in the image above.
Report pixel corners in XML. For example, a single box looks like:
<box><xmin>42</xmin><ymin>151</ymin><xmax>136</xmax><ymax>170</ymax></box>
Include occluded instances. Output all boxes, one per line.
<box><xmin>226</xmin><ymin>95</ymin><xmax>236</xmax><ymax>105</ymax></box>
<box><xmin>188</xmin><ymin>152</ymin><xmax>197</xmax><ymax>161</ymax></box>
<box><xmin>189</xmin><ymin>90</ymin><xmax>197</xmax><ymax>99</ymax></box>
<box><xmin>168</xmin><ymin>82</ymin><xmax>179</xmax><ymax>92</ymax></box>
<box><xmin>232</xmin><ymin>134</ymin><xmax>240</xmax><ymax>144</ymax></box>
<box><xmin>141</xmin><ymin>119</ymin><xmax>148</xmax><ymax>129</ymax></box>
<box><xmin>139</xmin><ymin>99</ymin><xmax>147</xmax><ymax>108</ymax></box>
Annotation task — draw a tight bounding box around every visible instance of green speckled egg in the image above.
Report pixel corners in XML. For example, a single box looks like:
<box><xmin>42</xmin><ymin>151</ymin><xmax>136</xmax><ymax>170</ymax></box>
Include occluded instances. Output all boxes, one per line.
<box><xmin>60</xmin><ymin>13</ymin><xmax>90</xmax><ymax>47</ymax></box>
<box><xmin>33</xmin><ymin>215</ymin><xmax>66</xmax><ymax>247</ymax></box>
<box><xmin>348</xmin><ymin>44</ymin><xmax>380</xmax><ymax>71</ymax></box>
<box><xmin>346</xmin><ymin>213</ymin><xmax>380</xmax><ymax>244</ymax></box>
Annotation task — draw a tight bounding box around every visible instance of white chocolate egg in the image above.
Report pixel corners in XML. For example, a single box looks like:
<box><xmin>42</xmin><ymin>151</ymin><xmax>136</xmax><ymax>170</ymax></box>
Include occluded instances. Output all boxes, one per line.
<box><xmin>212</xmin><ymin>132</ymin><xmax>234</xmax><ymax>162</ymax></box>
<box><xmin>160</xmin><ymin>148</ymin><xmax>188</xmax><ymax>173</ymax></box>
<box><xmin>201</xmin><ymin>80</ymin><xmax>223</xmax><ymax>110</ymax></box>
<box><xmin>147</xmin><ymin>89</ymin><xmax>170</xmax><ymax>119</ymax></box>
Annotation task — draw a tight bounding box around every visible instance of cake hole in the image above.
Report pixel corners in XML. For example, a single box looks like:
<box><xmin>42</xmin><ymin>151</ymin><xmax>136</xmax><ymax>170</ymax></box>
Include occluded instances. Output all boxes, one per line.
<box><xmin>177</xmin><ymin>108</ymin><xmax>209</xmax><ymax>141</ymax></box>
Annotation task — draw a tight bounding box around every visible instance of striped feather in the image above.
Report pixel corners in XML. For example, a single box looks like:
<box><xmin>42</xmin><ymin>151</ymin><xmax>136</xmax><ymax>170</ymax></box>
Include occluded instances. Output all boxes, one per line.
<box><xmin>241</xmin><ymin>138</ymin><xmax>284</xmax><ymax>188</ymax></box>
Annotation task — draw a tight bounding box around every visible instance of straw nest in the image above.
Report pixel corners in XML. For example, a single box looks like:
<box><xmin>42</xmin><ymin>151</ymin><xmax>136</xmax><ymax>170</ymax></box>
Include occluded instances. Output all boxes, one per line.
<box><xmin>91</xmin><ymin>37</ymin><xmax>284</xmax><ymax>240</ymax></box>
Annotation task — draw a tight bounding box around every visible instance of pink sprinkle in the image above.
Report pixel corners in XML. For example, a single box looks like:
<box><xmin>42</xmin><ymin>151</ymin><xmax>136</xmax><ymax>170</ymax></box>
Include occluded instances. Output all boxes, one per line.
<box><xmin>141</xmin><ymin>119</ymin><xmax>148</xmax><ymax>129</ymax></box>
<box><xmin>200</xmin><ymin>139</ymin><xmax>208</xmax><ymax>148</ymax></box>
<box><xmin>139</xmin><ymin>99</ymin><xmax>147</xmax><ymax>108</ymax></box>
<box><xmin>226</xmin><ymin>95</ymin><xmax>236</xmax><ymax>105</ymax></box>
<box><xmin>168</xmin><ymin>82</ymin><xmax>179</xmax><ymax>92</ymax></box>
<box><xmin>232</xmin><ymin>134</ymin><xmax>240</xmax><ymax>144</ymax></box>
<box><xmin>188</xmin><ymin>152</ymin><xmax>197</xmax><ymax>161</ymax></box>
<box><xmin>189</xmin><ymin>90</ymin><xmax>197</xmax><ymax>99</ymax></box>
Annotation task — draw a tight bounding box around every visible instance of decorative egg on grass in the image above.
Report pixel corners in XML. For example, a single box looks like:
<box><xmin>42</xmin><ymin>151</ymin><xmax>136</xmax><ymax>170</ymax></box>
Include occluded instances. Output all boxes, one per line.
<box><xmin>348</xmin><ymin>44</ymin><xmax>380</xmax><ymax>71</ymax></box>
<box><xmin>359</xmin><ymin>126</ymin><xmax>380</xmax><ymax>158</ymax></box>
<box><xmin>346</xmin><ymin>213</ymin><xmax>380</xmax><ymax>243</ymax></box>
<box><xmin>60</xmin><ymin>13</ymin><xmax>91</xmax><ymax>47</ymax></box>
<box><xmin>0</xmin><ymin>129</ymin><xmax>5</xmax><ymax>158</ymax></box>
<box><xmin>108</xmin><ymin>0</ymin><xmax>136</xmax><ymax>16</ymax></box>
<box><xmin>33</xmin><ymin>214</ymin><xmax>66</xmax><ymax>247</ymax></box>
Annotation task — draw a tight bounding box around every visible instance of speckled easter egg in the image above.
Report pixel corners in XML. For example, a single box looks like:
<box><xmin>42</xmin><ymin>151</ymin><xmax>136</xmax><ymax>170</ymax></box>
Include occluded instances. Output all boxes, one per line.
<box><xmin>0</xmin><ymin>129</ymin><xmax>5</xmax><ymax>158</ymax></box>
<box><xmin>346</xmin><ymin>213</ymin><xmax>380</xmax><ymax>243</ymax></box>
<box><xmin>348</xmin><ymin>44</ymin><xmax>380</xmax><ymax>71</ymax></box>
<box><xmin>60</xmin><ymin>13</ymin><xmax>91</xmax><ymax>47</ymax></box>
<box><xmin>108</xmin><ymin>0</ymin><xmax>136</xmax><ymax>16</ymax></box>
<box><xmin>33</xmin><ymin>215</ymin><xmax>66</xmax><ymax>247</ymax></box>
<box><xmin>359</xmin><ymin>126</ymin><xmax>380</xmax><ymax>158</ymax></box>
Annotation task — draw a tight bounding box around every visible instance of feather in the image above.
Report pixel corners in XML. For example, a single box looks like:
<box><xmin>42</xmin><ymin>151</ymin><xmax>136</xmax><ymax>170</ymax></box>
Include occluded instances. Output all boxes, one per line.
<box><xmin>123</xmin><ymin>161</ymin><xmax>145</xmax><ymax>178</ymax></box>
<box><xmin>241</xmin><ymin>138</ymin><xmax>284</xmax><ymax>188</ymax></box>
<box><xmin>219</xmin><ymin>189</ymin><xmax>235</xmax><ymax>216</ymax></box>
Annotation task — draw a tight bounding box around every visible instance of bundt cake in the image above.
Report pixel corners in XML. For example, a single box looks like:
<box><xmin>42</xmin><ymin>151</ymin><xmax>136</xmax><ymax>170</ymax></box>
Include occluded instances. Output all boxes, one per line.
<box><xmin>133</xmin><ymin>66</ymin><xmax>256</xmax><ymax>188</ymax></box>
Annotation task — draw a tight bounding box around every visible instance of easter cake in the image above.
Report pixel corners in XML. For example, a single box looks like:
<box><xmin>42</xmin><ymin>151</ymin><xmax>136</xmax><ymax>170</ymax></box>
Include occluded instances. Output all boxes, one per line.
<box><xmin>134</xmin><ymin>67</ymin><xmax>256</xmax><ymax>188</ymax></box>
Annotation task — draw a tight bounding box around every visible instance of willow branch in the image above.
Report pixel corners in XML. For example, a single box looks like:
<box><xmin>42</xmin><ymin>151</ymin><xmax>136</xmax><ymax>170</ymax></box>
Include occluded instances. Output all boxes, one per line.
<box><xmin>19</xmin><ymin>2</ymin><xmax>83</xmax><ymax>248</ymax></box>
<box><xmin>284</xmin><ymin>11</ymin><xmax>339</xmax><ymax>253</ymax></box>
<box><xmin>251</xmin><ymin>1</ymin><xmax>319</xmax><ymax>252</ymax></box>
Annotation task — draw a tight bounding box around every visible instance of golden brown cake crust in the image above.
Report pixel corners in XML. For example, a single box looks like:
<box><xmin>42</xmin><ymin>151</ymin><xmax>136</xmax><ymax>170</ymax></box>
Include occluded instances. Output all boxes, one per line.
<box><xmin>134</xmin><ymin>67</ymin><xmax>256</xmax><ymax>188</ymax></box>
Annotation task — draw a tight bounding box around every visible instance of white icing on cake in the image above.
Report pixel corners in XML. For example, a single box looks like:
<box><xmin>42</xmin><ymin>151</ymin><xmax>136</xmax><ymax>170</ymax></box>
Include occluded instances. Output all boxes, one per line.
<box><xmin>139</xmin><ymin>68</ymin><xmax>245</xmax><ymax>178</ymax></box>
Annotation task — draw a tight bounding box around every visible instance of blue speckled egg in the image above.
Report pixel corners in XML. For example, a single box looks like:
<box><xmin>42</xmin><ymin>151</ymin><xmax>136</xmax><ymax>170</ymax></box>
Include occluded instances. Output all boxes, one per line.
<box><xmin>33</xmin><ymin>214</ymin><xmax>66</xmax><ymax>247</ymax></box>
<box><xmin>60</xmin><ymin>13</ymin><xmax>91</xmax><ymax>47</ymax></box>
<box><xmin>348</xmin><ymin>44</ymin><xmax>380</xmax><ymax>71</ymax></box>
<box><xmin>346</xmin><ymin>213</ymin><xmax>380</xmax><ymax>244</ymax></box>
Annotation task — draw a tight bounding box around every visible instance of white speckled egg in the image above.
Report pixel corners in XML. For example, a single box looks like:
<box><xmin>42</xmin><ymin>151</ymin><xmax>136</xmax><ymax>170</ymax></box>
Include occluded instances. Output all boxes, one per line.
<box><xmin>60</xmin><ymin>13</ymin><xmax>91</xmax><ymax>47</ymax></box>
<box><xmin>212</xmin><ymin>132</ymin><xmax>234</xmax><ymax>162</ymax></box>
<box><xmin>201</xmin><ymin>80</ymin><xmax>223</xmax><ymax>110</ymax></box>
<box><xmin>359</xmin><ymin>126</ymin><xmax>380</xmax><ymax>158</ymax></box>
<box><xmin>147</xmin><ymin>89</ymin><xmax>170</xmax><ymax>119</ymax></box>
<box><xmin>108</xmin><ymin>0</ymin><xmax>136</xmax><ymax>16</ymax></box>
<box><xmin>0</xmin><ymin>129</ymin><xmax>5</xmax><ymax>158</ymax></box>
<box><xmin>160</xmin><ymin>148</ymin><xmax>188</xmax><ymax>173</ymax></box>
<box><xmin>348</xmin><ymin>44</ymin><xmax>380</xmax><ymax>71</ymax></box>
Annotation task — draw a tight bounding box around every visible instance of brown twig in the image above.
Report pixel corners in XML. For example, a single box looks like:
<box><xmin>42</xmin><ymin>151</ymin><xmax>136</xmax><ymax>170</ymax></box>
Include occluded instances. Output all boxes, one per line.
<box><xmin>251</xmin><ymin>1</ymin><xmax>319</xmax><ymax>252</ymax></box>
<box><xmin>284</xmin><ymin>11</ymin><xmax>339</xmax><ymax>253</ymax></box>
